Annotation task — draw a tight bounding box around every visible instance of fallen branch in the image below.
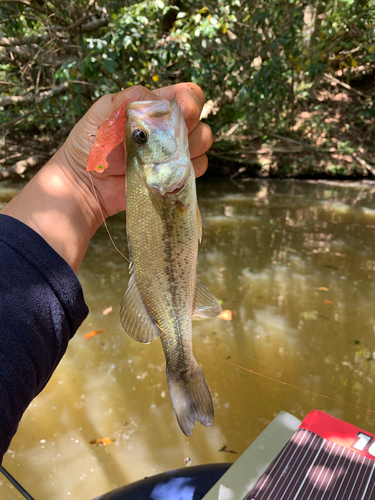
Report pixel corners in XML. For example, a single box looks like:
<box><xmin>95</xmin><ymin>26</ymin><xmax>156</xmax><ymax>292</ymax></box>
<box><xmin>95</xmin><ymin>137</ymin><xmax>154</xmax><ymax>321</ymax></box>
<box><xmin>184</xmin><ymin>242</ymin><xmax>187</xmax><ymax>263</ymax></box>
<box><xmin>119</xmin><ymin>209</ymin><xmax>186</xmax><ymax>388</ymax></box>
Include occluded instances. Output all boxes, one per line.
<box><xmin>0</xmin><ymin>108</ymin><xmax>37</xmax><ymax>130</ymax></box>
<box><xmin>81</xmin><ymin>16</ymin><xmax>109</xmax><ymax>33</ymax></box>
<box><xmin>0</xmin><ymin>35</ymin><xmax>49</xmax><ymax>46</ymax></box>
<box><xmin>323</xmin><ymin>73</ymin><xmax>367</xmax><ymax>98</ymax></box>
<box><xmin>208</xmin><ymin>151</ymin><xmax>258</xmax><ymax>165</ymax></box>
<box><xmin>0</xmin><ymin>153</ymin><xmax>23</xmax><ymax>164</ymax></box>
<box><xmin>267</xmin><ymin>132</ymin><xmax>332</xmax><ymax>153</ymax></box>
<box><xmin>0</xmin><ymin>0</ymin><xmax>46</xmax><ymax>15</ymax></box>
<box><xmin>0</xmin><ymin>155</ymin><xmax>48</xmax><ymax>180</ymax></box>
<box><xmin>352</xmin><ymin>153</ymin><xmax>375</xmax><ymax>177</ymax></box>
<box><xmin>0</xmin><ymin>81</ymin><xmax>69</xmax><ymax>107</ymax></box>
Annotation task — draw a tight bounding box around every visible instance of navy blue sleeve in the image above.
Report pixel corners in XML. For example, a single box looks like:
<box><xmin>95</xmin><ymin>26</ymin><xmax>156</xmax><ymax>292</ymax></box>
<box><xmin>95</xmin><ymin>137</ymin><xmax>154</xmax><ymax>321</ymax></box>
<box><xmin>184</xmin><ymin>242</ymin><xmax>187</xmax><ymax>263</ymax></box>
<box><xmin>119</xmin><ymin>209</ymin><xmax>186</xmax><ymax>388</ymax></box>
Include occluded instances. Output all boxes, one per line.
<box><xmin>0</xmin><ymin>214</ymin><xmax>89</xmax><ymax>462</ymax></box>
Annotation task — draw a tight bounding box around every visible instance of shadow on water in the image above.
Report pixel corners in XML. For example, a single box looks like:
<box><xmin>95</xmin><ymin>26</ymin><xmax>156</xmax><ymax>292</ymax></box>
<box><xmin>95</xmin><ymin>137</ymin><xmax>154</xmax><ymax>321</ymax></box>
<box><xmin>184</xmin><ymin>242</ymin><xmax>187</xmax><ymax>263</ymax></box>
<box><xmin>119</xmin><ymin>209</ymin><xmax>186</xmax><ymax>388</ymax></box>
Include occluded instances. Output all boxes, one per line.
<box><xmin>4</xmin><ymin>178</ymin><xmax>375</xmax><ymax>499</ymax></box>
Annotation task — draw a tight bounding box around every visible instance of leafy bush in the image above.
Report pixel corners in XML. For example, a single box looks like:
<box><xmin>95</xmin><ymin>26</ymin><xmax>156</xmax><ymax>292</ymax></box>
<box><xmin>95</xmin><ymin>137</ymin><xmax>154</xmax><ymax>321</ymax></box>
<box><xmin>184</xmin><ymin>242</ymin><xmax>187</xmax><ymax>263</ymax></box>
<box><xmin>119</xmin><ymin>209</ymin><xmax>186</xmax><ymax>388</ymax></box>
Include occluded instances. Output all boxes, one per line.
<box><xmin>0</xmin><ymin>0</ymin><xmax>374</xmax><ymax>167</ymax></box>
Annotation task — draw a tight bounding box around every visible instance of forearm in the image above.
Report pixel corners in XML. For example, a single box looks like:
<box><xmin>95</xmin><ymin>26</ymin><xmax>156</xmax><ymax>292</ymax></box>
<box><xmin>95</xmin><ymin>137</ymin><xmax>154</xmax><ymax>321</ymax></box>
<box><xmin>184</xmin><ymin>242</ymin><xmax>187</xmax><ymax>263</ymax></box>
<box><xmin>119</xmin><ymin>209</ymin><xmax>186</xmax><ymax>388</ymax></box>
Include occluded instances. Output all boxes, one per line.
<box><xmin>0</xmin><ymin>214</ymin><xmax>89</xmax><ymax>462</ymax></box>
<box><xmin>1</xmin><ymin>148</ymin><xmax>102</xmax><ymax>273</ymax></box>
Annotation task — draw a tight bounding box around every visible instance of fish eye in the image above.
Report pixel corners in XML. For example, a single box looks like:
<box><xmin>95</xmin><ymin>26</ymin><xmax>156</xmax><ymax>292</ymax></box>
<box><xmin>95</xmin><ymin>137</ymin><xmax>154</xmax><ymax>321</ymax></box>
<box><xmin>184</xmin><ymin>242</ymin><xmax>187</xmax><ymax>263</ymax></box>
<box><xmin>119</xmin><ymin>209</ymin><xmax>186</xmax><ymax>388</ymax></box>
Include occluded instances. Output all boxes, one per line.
<box><xmin>132</xmin><ymin>129</ymin><xmax>148</xmax><ymax>146</ymax></box>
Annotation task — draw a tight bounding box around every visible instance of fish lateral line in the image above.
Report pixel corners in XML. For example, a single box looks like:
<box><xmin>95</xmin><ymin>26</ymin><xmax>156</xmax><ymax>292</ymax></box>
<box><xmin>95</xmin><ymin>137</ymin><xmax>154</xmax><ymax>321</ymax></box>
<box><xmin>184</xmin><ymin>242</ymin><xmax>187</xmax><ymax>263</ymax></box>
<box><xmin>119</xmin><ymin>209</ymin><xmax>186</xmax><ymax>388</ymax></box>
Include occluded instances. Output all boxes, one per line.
<box><xmin>156</xmin><ymin>324</ymin><xmax>192</xmax><ymax>349</ymax></box>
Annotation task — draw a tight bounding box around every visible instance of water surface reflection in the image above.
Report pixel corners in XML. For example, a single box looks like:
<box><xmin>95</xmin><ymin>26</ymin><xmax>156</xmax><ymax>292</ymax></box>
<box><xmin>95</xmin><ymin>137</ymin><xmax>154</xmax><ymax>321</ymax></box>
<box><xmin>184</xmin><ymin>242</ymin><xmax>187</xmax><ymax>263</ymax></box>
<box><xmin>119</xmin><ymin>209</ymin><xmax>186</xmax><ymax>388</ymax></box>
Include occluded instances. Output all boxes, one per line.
<box><xmin>3</xmin><ymin>179</ymin><xmax>375</xmax><ymax>499</ymax></box>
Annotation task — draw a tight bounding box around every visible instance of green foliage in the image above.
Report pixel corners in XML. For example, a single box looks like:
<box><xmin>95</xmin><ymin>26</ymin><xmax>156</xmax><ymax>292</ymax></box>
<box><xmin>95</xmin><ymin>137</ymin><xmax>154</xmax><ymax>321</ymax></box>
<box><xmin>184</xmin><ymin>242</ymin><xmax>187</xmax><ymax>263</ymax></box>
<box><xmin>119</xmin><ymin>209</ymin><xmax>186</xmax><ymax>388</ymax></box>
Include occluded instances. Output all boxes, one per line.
<box><xmin>0</xmin><ymin>0</ymin><xmax>374</xmax><ymax>164</ymax></box>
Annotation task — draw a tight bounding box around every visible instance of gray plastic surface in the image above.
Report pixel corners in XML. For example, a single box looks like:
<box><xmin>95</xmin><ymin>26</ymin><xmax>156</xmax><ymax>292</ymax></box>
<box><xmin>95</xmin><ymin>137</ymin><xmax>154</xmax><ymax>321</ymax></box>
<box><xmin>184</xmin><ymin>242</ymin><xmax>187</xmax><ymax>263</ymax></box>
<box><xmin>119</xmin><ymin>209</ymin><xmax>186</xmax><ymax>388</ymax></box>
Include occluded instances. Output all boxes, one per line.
<box><xmin>202</xmin><ymin>411</ymin><xmax>301</xmax><ymax>500</ymax></box>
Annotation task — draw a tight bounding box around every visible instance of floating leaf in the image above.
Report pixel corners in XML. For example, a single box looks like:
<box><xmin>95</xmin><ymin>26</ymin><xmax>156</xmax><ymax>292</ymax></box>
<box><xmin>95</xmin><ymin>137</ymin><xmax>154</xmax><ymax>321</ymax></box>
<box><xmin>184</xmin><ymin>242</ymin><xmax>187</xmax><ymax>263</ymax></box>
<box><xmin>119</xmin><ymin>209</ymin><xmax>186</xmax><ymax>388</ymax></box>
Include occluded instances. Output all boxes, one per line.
<box><xmin>218</xmin><ymin>310</ymin><xmax>232</xmax><ymax>321</ymax></box>
<box><xmin>101</xmin><ymin>437</ymin><xmax>113</xmax><ymax>445</ymax></box>
<box><xmin>84</xmin><ymin>329</ymin><xmax>106</xmax><ymax>339</ymax></box>
<box><xmin>90</xmin><ymin>437</ymin><xmax>115</xmax><ymax>445</ymax></box>
<box><xmin>300</xmin><ymin>310</ymin><xmax>318</xmax><ymax>321</ymax></box>
<box><xmin>324</xmin><ymin>300</ymin><xmax>333</xmax><ymax>305</ymax></box>
<box><xmin>318</xmin><ymin>287</ymin><xmax>329</xmax><ymax>291</ymax></box>
<box><xmin>103</xmin><ymin>306</ymin><xmax>113</xmax><ymax>315</ymax></box>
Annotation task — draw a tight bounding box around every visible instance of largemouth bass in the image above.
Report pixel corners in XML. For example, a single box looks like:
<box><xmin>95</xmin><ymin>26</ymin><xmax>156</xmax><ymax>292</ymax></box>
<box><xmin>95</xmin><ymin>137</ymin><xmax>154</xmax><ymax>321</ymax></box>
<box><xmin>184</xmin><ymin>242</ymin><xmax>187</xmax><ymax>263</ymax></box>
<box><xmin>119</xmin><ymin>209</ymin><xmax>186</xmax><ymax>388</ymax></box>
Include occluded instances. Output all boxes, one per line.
<box><xmin>121</xmin><ymin>100</ymin><xmax>222</xmax><ymax>436</ymax></box>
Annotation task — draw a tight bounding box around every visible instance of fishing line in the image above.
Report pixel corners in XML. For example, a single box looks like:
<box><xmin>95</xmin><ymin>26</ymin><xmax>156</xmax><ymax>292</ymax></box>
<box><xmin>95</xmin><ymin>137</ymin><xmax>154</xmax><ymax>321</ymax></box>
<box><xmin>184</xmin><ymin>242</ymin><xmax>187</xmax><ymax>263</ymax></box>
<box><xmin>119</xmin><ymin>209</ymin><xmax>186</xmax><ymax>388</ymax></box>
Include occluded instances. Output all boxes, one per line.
<box><xmin>0</xmin><ymin>481</ymin><xmax>16</xmax><ymax>500</ymax></box>
<box><xmin>87</xmin><ymin>168</ymin><xmax>130</xmax><ymax>263</ymax></box>
<box><xmin>192</xmin><ymin>345</ymin><xmax>375</xmax><ymax>415</ymax></box>
<box><xmin>156</xmin><ymin>324</ymin><xmax>375</xmax><ymax>415</ymax></box>
<box><xmin>86</xmin><ymin>142</ymin><xmax>374</xmax><ymax>416</ymax></box>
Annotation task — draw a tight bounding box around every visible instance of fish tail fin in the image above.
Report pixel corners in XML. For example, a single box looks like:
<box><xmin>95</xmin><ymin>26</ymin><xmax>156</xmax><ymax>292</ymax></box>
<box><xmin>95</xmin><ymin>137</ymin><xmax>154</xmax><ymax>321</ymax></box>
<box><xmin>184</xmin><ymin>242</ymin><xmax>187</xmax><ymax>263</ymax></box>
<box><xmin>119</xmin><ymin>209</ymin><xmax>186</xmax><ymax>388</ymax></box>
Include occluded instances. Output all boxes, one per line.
<box><xmin>166</xmin><ymin>358</ymin><xmax>214</xmax><ymax>436</ymax></box>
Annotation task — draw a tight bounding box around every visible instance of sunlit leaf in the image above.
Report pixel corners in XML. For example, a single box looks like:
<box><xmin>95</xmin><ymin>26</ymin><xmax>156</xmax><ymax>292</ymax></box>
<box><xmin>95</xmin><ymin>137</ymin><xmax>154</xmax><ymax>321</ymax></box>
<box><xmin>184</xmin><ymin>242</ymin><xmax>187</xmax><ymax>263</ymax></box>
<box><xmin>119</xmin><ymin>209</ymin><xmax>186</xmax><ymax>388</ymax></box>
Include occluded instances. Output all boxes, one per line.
<box><xmin>83</xmin><ymin>329</ymin><xmax>106</xmax><ymax>339</ymax></box>
<box><xmin>103</xmin><ymin>306</ymin><xmax>113</xmax><ymax>315</ymax></box>
<box><xmin>218</xmin><ymin>310</ymin><xmax>232</xmax><ymax>321</ymax></box>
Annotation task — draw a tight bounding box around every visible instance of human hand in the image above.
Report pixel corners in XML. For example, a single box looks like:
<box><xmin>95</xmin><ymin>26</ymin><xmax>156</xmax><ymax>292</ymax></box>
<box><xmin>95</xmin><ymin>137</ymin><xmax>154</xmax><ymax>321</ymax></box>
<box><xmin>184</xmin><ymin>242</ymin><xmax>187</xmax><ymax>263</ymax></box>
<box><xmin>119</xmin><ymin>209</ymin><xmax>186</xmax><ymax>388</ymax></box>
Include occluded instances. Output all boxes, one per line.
<box><xmin>1</xmin><ymin>83</ymin><xmax>212</xmax><ymax>272</ymax></box>
<box><xmin>60</xmin><ymin>84</ymin><xmax>213</xmax><ymax>219</ymax></box>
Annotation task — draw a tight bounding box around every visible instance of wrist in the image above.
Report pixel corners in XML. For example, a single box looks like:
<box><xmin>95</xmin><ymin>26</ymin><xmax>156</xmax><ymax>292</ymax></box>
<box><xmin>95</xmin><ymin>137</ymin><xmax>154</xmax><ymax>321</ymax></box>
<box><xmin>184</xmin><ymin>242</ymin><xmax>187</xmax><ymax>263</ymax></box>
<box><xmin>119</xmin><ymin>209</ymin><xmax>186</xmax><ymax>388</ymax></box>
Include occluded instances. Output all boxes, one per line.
<box><xmin>56</xmin><ymin>144</ymin><xmax>106</xmax><ymax>233</ymax></box>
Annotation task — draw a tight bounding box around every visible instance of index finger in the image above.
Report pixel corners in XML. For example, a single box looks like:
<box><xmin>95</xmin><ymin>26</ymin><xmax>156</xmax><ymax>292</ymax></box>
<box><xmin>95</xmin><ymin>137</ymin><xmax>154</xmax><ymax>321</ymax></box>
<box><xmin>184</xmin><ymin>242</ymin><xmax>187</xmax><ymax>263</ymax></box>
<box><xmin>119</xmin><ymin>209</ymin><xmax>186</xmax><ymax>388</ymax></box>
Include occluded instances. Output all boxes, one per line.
<box><xmin>153</xmin><ymin>83</ymin><xmax>205</xmax><ymax>134</ymax></box>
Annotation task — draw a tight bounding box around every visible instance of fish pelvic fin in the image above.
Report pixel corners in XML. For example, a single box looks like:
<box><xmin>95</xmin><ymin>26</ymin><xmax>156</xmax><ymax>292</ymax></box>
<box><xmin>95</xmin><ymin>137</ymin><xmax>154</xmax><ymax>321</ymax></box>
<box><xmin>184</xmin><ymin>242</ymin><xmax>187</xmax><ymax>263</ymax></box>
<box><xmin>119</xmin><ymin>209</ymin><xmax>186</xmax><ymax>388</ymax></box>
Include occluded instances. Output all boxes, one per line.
<box><xmin>120</xmin><ymin>275</ymin><xmax>159</xmax><ymax>343</ymax></box>
<box><xmin>166</xmin><ymin>358</ymin><xmax>214</xmax><ymax>436</ymax></box>
<box><xmin>193</xmin><ymin>279</ymin><xmax>222</xmax><ymax>318</ymax></box>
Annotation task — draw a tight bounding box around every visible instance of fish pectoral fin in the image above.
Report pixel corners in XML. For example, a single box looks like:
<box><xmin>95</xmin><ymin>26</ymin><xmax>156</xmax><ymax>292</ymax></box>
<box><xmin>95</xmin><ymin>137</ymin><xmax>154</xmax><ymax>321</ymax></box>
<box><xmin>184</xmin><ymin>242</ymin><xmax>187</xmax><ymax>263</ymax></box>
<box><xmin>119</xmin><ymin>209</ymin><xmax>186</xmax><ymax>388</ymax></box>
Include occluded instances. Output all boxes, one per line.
<box><xmin>120</xmin><ymin>275</ymin><xmax>159</xmax><ymax>344</ymax></box>
<box><xmin>193</xmin><ymin>279</ymin><xmax>222</xmax><ymax>318</ymax></box>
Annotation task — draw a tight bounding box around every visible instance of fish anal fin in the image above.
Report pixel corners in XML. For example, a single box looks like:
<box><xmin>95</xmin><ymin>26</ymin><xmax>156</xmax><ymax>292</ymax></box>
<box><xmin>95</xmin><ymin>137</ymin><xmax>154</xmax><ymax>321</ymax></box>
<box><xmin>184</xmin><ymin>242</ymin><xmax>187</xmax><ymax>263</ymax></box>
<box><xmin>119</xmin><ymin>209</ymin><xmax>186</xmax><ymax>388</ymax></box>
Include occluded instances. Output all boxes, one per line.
<box><xmin>166</xmin><ymin>358</ymin><xmax>214</xmax><ymax>436</ymax></box>
<box><xmin>193</xmin><ymin>279</ymin><xmax>222</xmax><ymax>318</ymax></box>
<box><xmin>120</xmin><ymin>275</ymin><xmax>158</xmax><ymax>343</ymax></box>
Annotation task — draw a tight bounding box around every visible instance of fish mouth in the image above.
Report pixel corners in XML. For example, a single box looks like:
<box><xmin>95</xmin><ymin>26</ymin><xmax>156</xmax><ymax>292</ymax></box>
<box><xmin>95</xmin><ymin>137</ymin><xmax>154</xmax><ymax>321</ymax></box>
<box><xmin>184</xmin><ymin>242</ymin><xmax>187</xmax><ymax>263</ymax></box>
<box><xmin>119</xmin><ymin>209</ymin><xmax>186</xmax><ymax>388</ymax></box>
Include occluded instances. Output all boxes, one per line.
<box><xmin>166</xmin><ymin>186</ymin><xmax>184</xmax><ymax>195</ymax></box>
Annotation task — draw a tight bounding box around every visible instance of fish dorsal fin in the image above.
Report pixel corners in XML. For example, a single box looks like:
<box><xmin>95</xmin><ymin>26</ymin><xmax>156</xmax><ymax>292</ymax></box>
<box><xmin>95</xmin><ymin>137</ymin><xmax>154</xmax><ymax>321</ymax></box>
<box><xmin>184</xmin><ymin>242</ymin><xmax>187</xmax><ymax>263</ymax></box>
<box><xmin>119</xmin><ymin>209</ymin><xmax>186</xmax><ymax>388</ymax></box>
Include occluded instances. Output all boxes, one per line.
<box><xmin>196</xmin><ymin>203</ymin><xmax>202</xmax><ymax>243</ymax></box>
<box><xmin>193</xmin><ymin>279</ymin><xmax>222</xmax><ymax>318</ymax></box>
<box><xmin>120</xmin><ymin>275</ymin><xmax>159</xmax><ymax>343</ymax></box>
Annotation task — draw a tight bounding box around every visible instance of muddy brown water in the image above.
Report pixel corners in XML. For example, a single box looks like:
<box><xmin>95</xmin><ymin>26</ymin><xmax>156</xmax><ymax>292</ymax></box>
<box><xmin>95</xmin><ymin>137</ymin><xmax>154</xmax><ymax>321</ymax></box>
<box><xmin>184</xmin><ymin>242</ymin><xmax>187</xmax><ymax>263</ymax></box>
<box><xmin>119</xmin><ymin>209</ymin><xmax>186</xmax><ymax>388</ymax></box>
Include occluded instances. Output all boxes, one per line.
<box><xmin>3</xmin><ymin>178</ymin><xmax>375</xmax><ymax>499</ymax></box>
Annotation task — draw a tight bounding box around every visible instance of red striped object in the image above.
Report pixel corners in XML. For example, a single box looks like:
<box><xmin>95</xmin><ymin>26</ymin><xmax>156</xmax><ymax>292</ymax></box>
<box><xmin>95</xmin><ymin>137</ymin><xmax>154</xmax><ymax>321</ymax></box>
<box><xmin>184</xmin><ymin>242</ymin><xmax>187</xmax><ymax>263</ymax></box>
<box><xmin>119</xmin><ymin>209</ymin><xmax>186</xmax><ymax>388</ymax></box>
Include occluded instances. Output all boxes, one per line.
<box><xmin>246</xmin><ymin>410</ymin><xmax>375</xmax><ymax>500</ymax></box>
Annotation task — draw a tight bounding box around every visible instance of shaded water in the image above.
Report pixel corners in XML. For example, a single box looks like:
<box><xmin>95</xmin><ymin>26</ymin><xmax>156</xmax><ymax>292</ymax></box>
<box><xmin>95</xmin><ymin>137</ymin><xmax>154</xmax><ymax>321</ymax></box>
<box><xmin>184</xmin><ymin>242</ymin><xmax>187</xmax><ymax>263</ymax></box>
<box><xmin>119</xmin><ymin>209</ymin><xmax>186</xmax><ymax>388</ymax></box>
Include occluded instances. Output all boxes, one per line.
<box><xmin>3</xmin><ymin>179</ymin><xmax>375</xmax><ymax>499</ymax></box>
